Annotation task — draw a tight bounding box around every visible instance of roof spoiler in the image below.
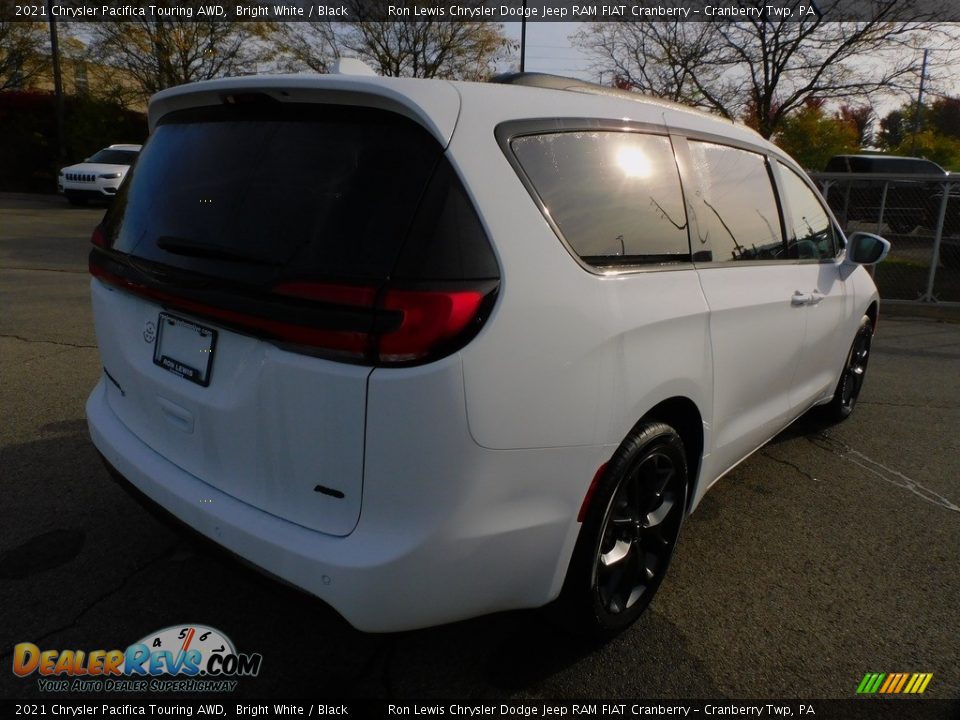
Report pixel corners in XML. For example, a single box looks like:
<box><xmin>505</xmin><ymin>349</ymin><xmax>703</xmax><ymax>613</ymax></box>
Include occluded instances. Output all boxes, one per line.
<box><xmin>331</xmin><ymin>58</ymin><xmax>378</xmax><ymax>77</ymax></box>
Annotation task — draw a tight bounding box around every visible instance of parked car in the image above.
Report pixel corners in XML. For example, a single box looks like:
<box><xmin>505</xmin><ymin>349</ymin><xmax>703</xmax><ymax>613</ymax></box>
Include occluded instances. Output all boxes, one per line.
<box><xmin>821</xmin><ymin>153</ymin><xmax>951</xmax><ymax>234</ymax></box>
<box><xmin>58</xmin><ymin>144</ymin><xmax>141</xmax><ymax>205</ymax></box>
<box><xmin>85</xmin><ymin>70</ymin><xmax>889</xmax><ymax>635</ymax></box>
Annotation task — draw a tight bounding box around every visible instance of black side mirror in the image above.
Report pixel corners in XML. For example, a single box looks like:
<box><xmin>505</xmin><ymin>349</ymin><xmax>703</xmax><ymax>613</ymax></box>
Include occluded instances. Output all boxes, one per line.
<box><xmin>846</xmin><ymin>232</ymin><xmax>890</xmax><ymax>266</ymax></box>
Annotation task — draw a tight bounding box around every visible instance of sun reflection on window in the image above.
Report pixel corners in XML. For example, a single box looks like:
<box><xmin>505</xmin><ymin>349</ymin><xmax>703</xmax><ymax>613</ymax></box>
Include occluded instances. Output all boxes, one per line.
<box><xmin>616</xmin><ymin>145</ymin><xmax>652</xmax><ymax>179</ymax></box>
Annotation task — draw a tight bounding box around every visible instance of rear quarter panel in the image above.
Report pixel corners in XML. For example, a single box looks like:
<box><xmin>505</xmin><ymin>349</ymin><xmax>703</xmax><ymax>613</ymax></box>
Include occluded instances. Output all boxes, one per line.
<box><xmin>447</xmin><ymin>87</ymin><xmax>713</xmax><ymax>453</ymax></box>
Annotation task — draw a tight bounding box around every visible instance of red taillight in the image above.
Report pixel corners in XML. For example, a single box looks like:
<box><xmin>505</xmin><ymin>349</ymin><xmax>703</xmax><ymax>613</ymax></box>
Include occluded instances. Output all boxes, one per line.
<box><xmin>89</xmin><ymin>260</ymin><xmax>493</xmax><ymax>366</ymax></box>
<box><xmin>91</xmin><ymin>265</ymin><xmax>371</xmax><ymax>359</ymax></box>
<box><xmin>91</xmin><ymin>225</ymin><xmax>108</xmax><ymax>248</ymax></box>
<box><xmin>379</xmin><ymin>289</ymin><xmax>485</xmax><ymax>362</ymax></box>
<box><xmin>271</xmin><ymin>281</ymin><xmax>487</xmax><ymax>362</ymax></box>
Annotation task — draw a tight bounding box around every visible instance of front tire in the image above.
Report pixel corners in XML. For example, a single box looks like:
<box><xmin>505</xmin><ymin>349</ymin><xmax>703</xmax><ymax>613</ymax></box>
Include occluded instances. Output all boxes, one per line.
<box><xmin>824</xmin><ymin>315</ymin><xmax>873</xmax><ymax>421</ymax></box>
<box><xmin>554</xmin><ymin>422</ymin><xmax>688</xmax><ymax>636</ymax></box>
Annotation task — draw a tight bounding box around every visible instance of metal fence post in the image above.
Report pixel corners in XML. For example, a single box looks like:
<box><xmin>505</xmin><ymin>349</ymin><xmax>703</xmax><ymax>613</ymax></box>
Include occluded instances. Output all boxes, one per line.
<box><xmin>921</xmin><ymin>180</ymin><xmax>951</xmax><ymax>302</ymax></box>
<box><xmin>876</xmin><ymin>181</ymin><xmax>888</xmax><ymax>235</ymax></box>
<box><xmin>871</xmin><ymin>181</ymin><xmax>889</xmax><ymax>279</ymax></box>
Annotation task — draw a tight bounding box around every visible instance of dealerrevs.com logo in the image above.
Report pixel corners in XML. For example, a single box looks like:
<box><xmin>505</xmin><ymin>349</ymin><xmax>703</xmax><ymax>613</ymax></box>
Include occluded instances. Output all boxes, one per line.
<box><xmin>12</xmin><ymin>624</ymin><xmax>262</xmax><ymax>693</ymax></box>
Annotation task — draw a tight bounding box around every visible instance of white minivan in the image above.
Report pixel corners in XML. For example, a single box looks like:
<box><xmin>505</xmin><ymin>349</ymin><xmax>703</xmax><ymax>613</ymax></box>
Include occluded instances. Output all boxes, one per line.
<box><xmin>86</xmin><ymin>71</ymin><xmax>889</xmax><ymax>635</ymax></box>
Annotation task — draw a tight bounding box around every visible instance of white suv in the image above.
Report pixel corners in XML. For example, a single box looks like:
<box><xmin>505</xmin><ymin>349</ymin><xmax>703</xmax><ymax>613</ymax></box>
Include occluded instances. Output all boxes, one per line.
<box><xmin>85</xmin><ymin>71</ymin><xmax>889</xmax><ymax>634</ymax></box>
<box><xmin>58</xmin><ymin>144</ymin><xmax>141</xmax><ymax>205</ymax></box>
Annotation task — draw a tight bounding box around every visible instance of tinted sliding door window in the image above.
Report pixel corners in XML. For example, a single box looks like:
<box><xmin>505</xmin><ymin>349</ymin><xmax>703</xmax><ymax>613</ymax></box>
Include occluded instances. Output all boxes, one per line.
<box><xmin>686</xmin><ymin>141</ymin><xmax>784</xmax><ymax>262</ymax></box>
<box><xmin>510</xmin><ymin>131</ymin><xmax>689</xmax><ymax>269</ymax></box>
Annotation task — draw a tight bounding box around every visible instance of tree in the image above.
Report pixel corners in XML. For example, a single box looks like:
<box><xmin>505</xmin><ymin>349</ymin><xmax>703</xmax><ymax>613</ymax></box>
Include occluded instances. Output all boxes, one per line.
<box><xmin>582</xmin><ymin>22</ymin><xmax>736</xmax><ymax>107</ymax></box>
<box><xmin>344</xmin><ymin>19</ymin><xmax>512</xmax><ymax>79</ymax></box>
<box><xmin>574</xmin><ymin>0</ymin><xmax>957</xmax><ymax>139</ymax></box>
<box><xmin>877</xmin><ymin>107</ymin><xmax>910</xmax><ymax>150</ymax></box>
<box><xmin>0</xmin><ymin>3</ymin><xmax>47</xmax><ymax>91</ymax></box>
<box><xmin>895</xmin><ymin>130</ymin><xmax>960</xmax><ymax>170</ymax></box>
<box><xmin>874</xmin><ymin>98</ymin><xmax>960</xmax><ymax>167</ymax></box>
<box><xmin>774</xmin><ymin>99</ymin><xmax>858</xmax><ymax>170</ymax></box>
<box><xmin>274</xmin><ymin>5</ymin><xmax>514</xmax><ymax>81</ymax></box>
<box><xmin>273</xmin><ymin>22</ymin><xmax>340</xmax><ymax>74</ymax></box>
<box><xmin>838</xmin><ymin>104</ymin><xmax>874</xmax><ymax>147</ymax></box>
<box><xmin>927</xmin><ymin>96</ymin><xmax>960</xmax><ymax>140</ymax></box>
<box><xmin>85</xmin><ymin>1</ymin><xmax>275</xmax><ymax>105</ymax></box>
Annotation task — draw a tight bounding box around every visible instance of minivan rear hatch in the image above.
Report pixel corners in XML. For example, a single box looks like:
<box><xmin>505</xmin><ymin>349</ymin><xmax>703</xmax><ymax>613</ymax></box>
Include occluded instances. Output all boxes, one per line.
<box><xmin>89</xmin><ymin>89</ymin><xmax>464</xmax><ymax>536</ymax></box>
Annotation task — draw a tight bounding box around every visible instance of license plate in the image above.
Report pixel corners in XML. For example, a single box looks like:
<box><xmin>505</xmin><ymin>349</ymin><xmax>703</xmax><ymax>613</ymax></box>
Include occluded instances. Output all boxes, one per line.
<box><xmin>152</xmin><ymin>313</ymin><xmax>217</xmax><ymax>386</ymax></box>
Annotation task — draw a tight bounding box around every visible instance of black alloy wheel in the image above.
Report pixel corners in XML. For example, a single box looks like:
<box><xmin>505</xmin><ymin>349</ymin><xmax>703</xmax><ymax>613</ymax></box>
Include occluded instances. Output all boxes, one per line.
<box><xmin>555</xmin><ymin>422</ymin><xmax>688</xmax><ymax>635</ymax></box>
<box><xmin>825</xmin><ymin>315</ymin><xmax>873</xmax><ymax>421</ymax></box>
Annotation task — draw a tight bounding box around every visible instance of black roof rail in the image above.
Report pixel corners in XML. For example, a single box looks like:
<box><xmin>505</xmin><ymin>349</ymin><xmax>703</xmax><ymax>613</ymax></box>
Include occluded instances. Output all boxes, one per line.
<box><xmin>490</xmin><ymin>71</ymin><xmax>605</xmax><ymax>91</ymax></box>
<box><xmin>488</xmin><ymin>71</ymin><xmax>735</xmax><ymax>124</ymax></box>
<box><xmin>490</xmin><ymin>71</ymin><xmax>651</xmax><ymax>102</ymax></box>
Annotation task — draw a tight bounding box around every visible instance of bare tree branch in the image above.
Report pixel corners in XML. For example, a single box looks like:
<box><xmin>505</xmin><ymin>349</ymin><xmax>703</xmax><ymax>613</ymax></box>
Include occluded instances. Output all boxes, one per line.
<box><xmin>84</xmin><ymin>1</ymin><xmax>276</xmax><ymax>105</ymax></box>
<box><xmin>336</xmin><ymin>0</ymin><xmax>515</xmax><ymax>80</ymax></box>
<box><xmin>575</xmin><ymin>0</ymin><xmax>959</xmax><ymax>138</ymax></box>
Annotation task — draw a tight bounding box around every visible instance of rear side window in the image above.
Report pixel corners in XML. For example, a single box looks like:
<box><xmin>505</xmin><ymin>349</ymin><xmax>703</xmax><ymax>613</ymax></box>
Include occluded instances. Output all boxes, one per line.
<box><xmin>824</xmin><ymin>156</ymin><xmax>849</xmax><ymax>172</ymax></box>
<box><xmin>104</xmin><ymin>103</ymin><xmax>446</xmax><ymax>285</ymax></box>
<box><xmin>844</xmin><ymin>156</ymin><xmax>944</xmax><ymax>174</ymax></box>
<box><xmin>776</xmin><ymin>162</ymin><xmax>839</xmax><ymax>260</ymax></box>
<box><xmin>510</xmin><ymin>131</ymin><xmax>690</xmax><ymax>268</ymax></box>
<box><xmin>687</xmin><ymin>141</ymin><xmax>784</xmax><ymax>262</ymax></box>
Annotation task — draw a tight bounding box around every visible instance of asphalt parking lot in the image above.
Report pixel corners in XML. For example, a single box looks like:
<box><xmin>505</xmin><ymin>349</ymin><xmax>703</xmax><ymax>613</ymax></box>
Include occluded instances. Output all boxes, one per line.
<box><xmin>1</xmin><ymin>193</ymin><xmax>958</xmax><ymax>701</ymax></box>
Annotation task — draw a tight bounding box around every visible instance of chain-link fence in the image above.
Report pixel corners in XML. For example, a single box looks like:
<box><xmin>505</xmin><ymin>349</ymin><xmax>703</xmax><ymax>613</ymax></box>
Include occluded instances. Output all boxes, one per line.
<box><xmin>810</xmin><ymin>172</ymin><xmax>960</xmax><ymax>303</ymax></box>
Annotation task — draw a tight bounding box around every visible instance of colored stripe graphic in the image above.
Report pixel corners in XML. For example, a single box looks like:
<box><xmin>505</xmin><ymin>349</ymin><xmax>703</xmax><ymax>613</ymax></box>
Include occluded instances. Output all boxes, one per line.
<box><xmin>856</xmin><ymin>673</ymin><xmax>886</xmax><ymax>693</ymax></box>
<box><xmin>882</xmin><ymin>673</ymin><xmax>902</xmax><ymax>693</ymax></box>
<box><xmin>894</xmin><ymin>673</ymin><xmax>909</xmax><ymax>693</ymax></box>
<box><xmin>857</xmin><ymin>672</ymin><xmax>932</xmax><ymax>694</ymax></box>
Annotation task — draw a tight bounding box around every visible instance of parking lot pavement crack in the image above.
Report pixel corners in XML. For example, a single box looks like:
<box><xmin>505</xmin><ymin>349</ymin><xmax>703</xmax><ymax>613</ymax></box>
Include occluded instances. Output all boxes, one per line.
<box><xmin>760</xmin><ymin>450</ymin><xmax>818</xmax><ymax>483</ymax></box>
<box><xmin>0</xmin><ymin>333</ymin><xmax>96</xmax><ymax>350</ymax></box>
<box><xmin>0</xmin><ymin>541</ymin><xmax>180</xmax><ymax>662</ymax></box>
<box><xmin>807</xmin><ymin>434</ymin><xmax>960</xmax><ymax>515</ymax></box>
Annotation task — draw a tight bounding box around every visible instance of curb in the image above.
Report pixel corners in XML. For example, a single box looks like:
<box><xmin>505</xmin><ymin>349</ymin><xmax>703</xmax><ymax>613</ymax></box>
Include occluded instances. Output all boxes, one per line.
<box><xmin>883</xmin><ymin>300</ymin><xmax>960</xmax><ymax>322</ymax></box>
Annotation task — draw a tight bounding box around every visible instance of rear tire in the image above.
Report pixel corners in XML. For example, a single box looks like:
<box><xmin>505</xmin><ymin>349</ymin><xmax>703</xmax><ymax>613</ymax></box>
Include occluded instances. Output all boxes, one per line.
<box><xmin>553</xmin><ymin>422</ymin><xmax>688</xmax><ymax>637</ymax></box>
<box><xmin>823</xmin><ymin>315</ymin><xmax>873</xmax><ymax>422</ymax></box>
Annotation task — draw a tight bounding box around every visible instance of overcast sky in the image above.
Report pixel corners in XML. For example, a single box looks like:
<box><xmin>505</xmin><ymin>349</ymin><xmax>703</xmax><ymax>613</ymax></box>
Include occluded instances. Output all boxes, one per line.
<box><xmin>502</xmin><ymin>21</ymin><xmax>960</xmax><ymax>121</ymax></box>
<box><xmin>502</xmin><ymin>22</ymin><xmax>594</xmax><ymax>79</ymax></box>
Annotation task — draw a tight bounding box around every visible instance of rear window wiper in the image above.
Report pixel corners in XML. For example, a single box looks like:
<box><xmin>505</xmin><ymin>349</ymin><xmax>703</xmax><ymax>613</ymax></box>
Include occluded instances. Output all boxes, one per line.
<box><xmin>156</xmin><ymin>236</ymin><xmax>281</xmax><ymax>266</ymax></box>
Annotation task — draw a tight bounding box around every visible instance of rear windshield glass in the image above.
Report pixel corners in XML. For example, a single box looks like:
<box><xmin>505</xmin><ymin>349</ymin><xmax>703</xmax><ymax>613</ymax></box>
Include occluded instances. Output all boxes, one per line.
<box><xmin>104</xmin><ymin>103</ymin><xmax>443</xmax><ymax>284</ymax></box>
<box><xmin>88</xmin><ymin>149</ymin><xmax>138</xmax><ymax>165</ymax></box>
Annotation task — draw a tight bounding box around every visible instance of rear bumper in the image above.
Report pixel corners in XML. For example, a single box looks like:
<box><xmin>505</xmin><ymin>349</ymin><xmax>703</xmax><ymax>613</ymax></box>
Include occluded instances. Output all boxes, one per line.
<box><xmin>86</xmin><ymin>377</ymin><xmax>610</xmax><ymax>631</ymax></box>
<box><xmin>88</xmin><ymin>378</ymin><xmax>381</xmax><ymax>624</ymax></box>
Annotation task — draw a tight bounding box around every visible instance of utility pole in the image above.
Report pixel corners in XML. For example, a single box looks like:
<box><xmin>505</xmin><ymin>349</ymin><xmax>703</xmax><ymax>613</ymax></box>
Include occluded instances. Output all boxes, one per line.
<box><xmin>45</xmin><ymin>0</ymin><xmax>66</xmax><ymax>163</ymax></box>
<box><xmin>520</xmin><ymin>0</ymin><xmax>527</xmax><ymax>72</ymax></box>
<box><xmin>911</xmin><ymin>48</ymin><xmax>929</xmax><ymax>155</ymax></box>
